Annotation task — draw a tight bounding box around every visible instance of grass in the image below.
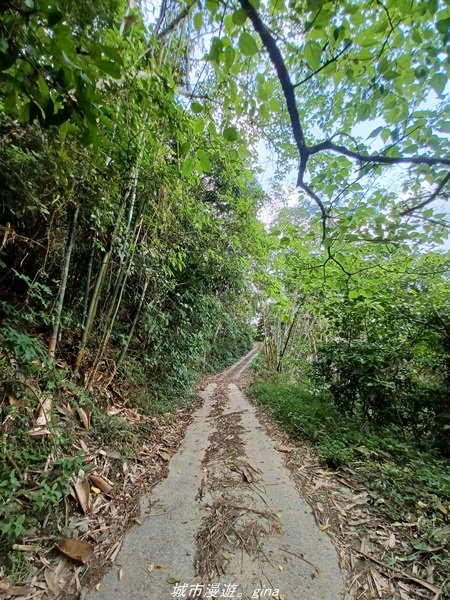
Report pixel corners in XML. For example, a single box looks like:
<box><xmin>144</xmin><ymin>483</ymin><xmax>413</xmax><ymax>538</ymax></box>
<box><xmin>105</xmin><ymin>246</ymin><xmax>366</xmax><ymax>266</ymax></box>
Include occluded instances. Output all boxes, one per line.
<box><xmin>249</xmin><ymin>378</ymin><xmax>450</xmax><ymax>526</ymax></box>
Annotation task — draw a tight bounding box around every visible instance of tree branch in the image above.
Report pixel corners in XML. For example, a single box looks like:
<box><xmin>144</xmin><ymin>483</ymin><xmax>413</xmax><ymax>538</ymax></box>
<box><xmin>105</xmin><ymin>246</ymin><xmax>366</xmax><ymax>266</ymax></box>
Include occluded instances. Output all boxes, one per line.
<box><xmin>238</xmin><ymin>0</ymin><xmax>307</xmax><ymax>157</ymax></box>
<box><xmin>308</xmin><ymin>140</ymin><xmax>450</xmax><ymax>167</ymax></box>
<box><xmin>293</xmin><ymin>41</ymin><xmax>352</xmax><ymax>88</ymax></box>
<box><xmin>400</xmin><ymin>171</ymin><xmax>450</xmax><ymax>215</ymax></box>
<box><xmin>156</xmin><ymin>1</ymin><xmax>196</xmax><ymax>41</ymax></box>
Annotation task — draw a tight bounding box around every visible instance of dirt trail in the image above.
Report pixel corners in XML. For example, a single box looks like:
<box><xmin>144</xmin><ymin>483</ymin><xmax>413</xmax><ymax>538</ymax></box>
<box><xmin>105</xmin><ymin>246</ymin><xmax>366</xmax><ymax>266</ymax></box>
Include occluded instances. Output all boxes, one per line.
<box><xmin>85</xmin><ymin>347</ymin><xmax>343</xmax><ymax>599</ymax></box>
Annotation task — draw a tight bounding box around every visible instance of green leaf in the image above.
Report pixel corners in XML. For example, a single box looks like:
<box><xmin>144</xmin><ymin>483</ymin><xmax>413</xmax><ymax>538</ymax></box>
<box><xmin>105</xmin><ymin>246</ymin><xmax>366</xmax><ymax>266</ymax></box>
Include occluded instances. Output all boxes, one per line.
<box><xmin>181</xmin><ymin>155</ymin><xmax>195</xmax><ymax>177</ymax></box>
<box><xmin>193</xmin><ymin>12</ymin><xmax>203</xmax><ymax>31</ymax></box>
<box><xmin>180</xmin><ymin>141</ymin><xmax>191</xmax><ymax>154</ymax></box>
<box><xmin>436</xmin><ymin>17</ymin><xmax>450</xmax><ymax>34</ymax></box>
<box><xmin>303</xmin><ymin>41</ymin><xmax>321</xmax><ymax>70</ymax></box>
<box><xmin>430</xmin><ymin>73</ymin><xmax>446</xmax><ymax>96</ymax></box>
<box><xmin>62</xmin><ymin>51</ymin><xmax>81</xmax><ymax>70</ymax></box>
<box><xmin>208</xmin><ymin>36</ymin><xmax>223</xmax><ymax>62</ymax></box>
<box><xmin>193</xmin><ymin>117</ymin><xmax>204</xmax><ymax>133</ymax></box>
<box><xmin>191</xmin><ymin>101</ymin><xmax>203</xmax><ymax>114</ymax></box>
<box><xmin>232</xmin><ymin>9</ymin><xmax>248</xmax><ymax>25</ymax></box>
<box><xmin>197</xmin><ymin>149</ymin><xmax>211</xmax><ymax>173</ymax></box>
<box><xmin>48</xmin><ymin>10</ymin><xmax>64</xmax><ymax>26</ymax></box>
<box><xmin>223</xmin><ymin>126</ymin><xmax>238</xmax><ymax>141</ymax></box>
<box><xmin>368</xmin><ymin>126</ymin><xmax>383</xmax><ymax>139</ymax></box>
<box><xmin>205</xmin><ymin>0</ymin><xmax>219</xmax><ymax>13</ymax></box>
<box><xmin>224</xmin><ymin>45</ymin><xmax>235</xmax><ymax>69</ymax></box>
<box><xmin>239</xmin><ymin>32</ymin><xmax>258</xmax><ymax>56</ymax></box>
<box><xmin>269</xmin><ymin>98</ymin><xmax>282</xmax><ymax>112</ymax></box>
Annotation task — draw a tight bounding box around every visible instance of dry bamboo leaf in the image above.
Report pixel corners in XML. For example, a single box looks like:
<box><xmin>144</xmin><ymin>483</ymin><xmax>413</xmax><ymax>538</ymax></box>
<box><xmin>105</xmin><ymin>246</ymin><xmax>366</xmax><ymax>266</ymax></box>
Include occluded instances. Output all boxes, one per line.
<box><xmin>36</xmin><ymin>394</ymin><xmax>52</xmax><ymax>427</ymax></box>
<box><xmin>0</xmin><ymin>581</ymin><xmax>30</xmax><ymax>596</ymax></box>
<box><xmin>73</xmin><ymin>478</ymin><xmax>91</xmax><ymax>514</ymax></box>
<box><xmin>57</xmin><ymin>539</ymin><xmax>94</xmax><ymax>564</ymax></box>
<box><xmin>385</xmin><ymin>533</ymin><xmax>396</xmax><ymax>550</ymax></box>
<box><xmin>78</xmin><ymin>406</ymin><xmax>90</xmax><ymax>430</ymax></box>
<box><xmin>157</xmin><ymin>449</ymin><xmax>171</xmax><ymax>461</ymax></box>
<box><xmin>276</xmin><ymin>445</ymin><xmax>294</xmax><ymax>453</ymax></box>
<box><xmin>12</xmin><ymin>543</ymin><xmax>41</xmax><ymax>553</ymax></box>
<box><xmin>88</xmin><ymin>474</ymin><xmax>113</xmax><ymax>494</ymax></box>
<box><xmin>28</xmin><ymin>427</ymin><xmax>52</xmax><ymax>437</ymax></box>
<box><xmin>44</xmin><ymin>569</ymin><xmax>60</xmax><ymax>595</ymax></box>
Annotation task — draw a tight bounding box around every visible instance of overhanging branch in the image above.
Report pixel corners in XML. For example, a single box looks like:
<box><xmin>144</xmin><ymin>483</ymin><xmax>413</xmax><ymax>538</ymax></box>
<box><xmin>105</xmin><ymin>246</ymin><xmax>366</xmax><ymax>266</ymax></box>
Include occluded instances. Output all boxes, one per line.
<box><xmin>400</xmin><ymin>171</ymin><xmax>450</xmax><ymax>216</ymax></box>
<box><xmin>308</xmin><ymin>140</ymin><xmax>450</xmax><ymax>167</ymax></box>
<box><xmin>238</xmin><ymin>0</ymin><xmax>307</xmax><ymax>158</ymax></box>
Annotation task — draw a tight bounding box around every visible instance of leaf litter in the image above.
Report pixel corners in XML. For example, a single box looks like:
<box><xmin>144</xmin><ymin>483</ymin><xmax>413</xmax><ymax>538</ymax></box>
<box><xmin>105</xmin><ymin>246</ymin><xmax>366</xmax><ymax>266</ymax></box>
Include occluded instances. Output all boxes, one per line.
<box><xmin>252</xmin><ymin>400</ymin><xmax>448</xmax><ymax>600</ymax></box>
<box><xmin>0</xmin><ymin>388</ymin><xmax>201</xmax><ymax>600</ymax></box>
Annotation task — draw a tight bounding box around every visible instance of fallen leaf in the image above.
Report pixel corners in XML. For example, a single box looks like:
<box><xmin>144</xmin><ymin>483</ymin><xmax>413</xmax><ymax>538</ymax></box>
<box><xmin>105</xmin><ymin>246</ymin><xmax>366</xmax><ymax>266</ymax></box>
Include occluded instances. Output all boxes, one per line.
<box><xmin>36</xmin><ymin>394</ymin><xmax>52</xmax><ymax>426</ymax></box>
<box><xmin>77</xmin><ymin>406</ymin><xmax>90</xmax><ymax>430</ymax></box>
<box><xmin>154</xmin><ymin>564</ymin><xmax>165</xmax><ymax>571</ymax></box>
<box><xmin>27</xmin><ymin>427</ymin><xmax>51</xmax><ymax>437</ymax></box>
<box><xmin>91</xmin><ymin>486</ymin><xmax>101</xmax><ymax>494</ymax></box>
<box><xmin>147</xmin><ymin>563</ymin><xmax>155</xmax><ymax>573</ymax></box>
<box><xmin>118</xmin><ymin>568</ymin><xmax>124</xmax><ymax>581</ymax></box>
<box><xmin>166</xmin><ymin>577</ymin><xmax>179</xmax><ymax>584</ymax></box>
<box><xmin>385</xmin><ymin>533</ymin><xmax>396</xmax><ymax>550</ymax></box>
<box><xmin>12</xmin><ymin>543</ymin><xmax>41</xmax><ymax>553</ymax></box>
<box><xmin>57</xmin><ymin>539</ymin><xmax>94</xmax><ymax>564</ymax></box>
<box><xmin>88</xmin><ymin>474</ymin><xmax>113</xmax><ymax>494</ymax></box>
<box><xmin>278</xmin><ymin>565</ymin><xmax>284</xmax><ymax>571</ymax></box>
<box><xmin>0</xmin><ymin>582</ymin><xmax>30</xmax><ymax>596</ymax></box>
<box><xmin>436</xmin><ymin>503</ymin><xmax>447</xmax><ymax>516</ymax></box>
<box><xmin>73</xmin><ymin>478</ymin><xmax>91</xmax><ymax>514</ymax></box>
<box><xmin>319</xmin><ymin>523</ymin><xmax>331</xmax><ymax>532</ymax></box>
<box><xmin>95</xmin><ymin>583</ymin><xmax>102</xmax><ymax>591</ymax></box>
<box><xmin>276</xmin><ymin>445</ymin><xmax>294</xmax><ymax>453</ymax></box>
<box><xmin>157</xmin><ymin>449</ymin><xmax>171</xmax><ymax>461</ymax></box>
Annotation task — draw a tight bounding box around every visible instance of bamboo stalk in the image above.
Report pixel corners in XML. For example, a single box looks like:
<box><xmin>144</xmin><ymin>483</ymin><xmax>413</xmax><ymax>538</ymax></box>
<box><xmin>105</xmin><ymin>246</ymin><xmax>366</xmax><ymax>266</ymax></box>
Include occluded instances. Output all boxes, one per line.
<box><xmin>48</xmin><ymin>206</ymin><xmax>79</xmax><ymax>357</ymax></box>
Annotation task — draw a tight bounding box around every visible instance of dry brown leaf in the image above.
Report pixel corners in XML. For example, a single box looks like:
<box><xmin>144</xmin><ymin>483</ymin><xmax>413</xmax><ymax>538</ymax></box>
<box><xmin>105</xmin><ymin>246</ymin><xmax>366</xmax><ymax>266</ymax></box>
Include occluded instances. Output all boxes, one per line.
<box><xmin>57</xmin><ymin>539</ymin><xmax>94</xmax><ymax>564</ymax></box>
<box><xmin>78</xmin><ymin>406</ymin><xmax>90</xmax><ymax>430</ymax></box>
<box><xmin>36</xmin><ymin>394</ymin><xmax>52</xmax><ymax>427</ymax></box>
<box><xmin>157</xmin><ymin>449</ymin><xmax>171</xmax><ymax>461</ymax></box>
<box><xmin>12</xmin><ymin>543</ymin><xmax>41</xmax><ymax>553</ymax></box>
<box><xmin>0</xmin><ymin>581</ymin><xmax>30</xmax><ymax>596</ymax></box>
<box><xmin>73</xmin><ymin>478</ymin><xmax>91</xmax><ymax>514</ymax></box>
<box><xmin>88</xmin><ymin>474</ymin><xmax>113</xmax><ymax>494</ymax></box>
<box><xmin>385</xmin><ymin>533</ymin><xmax>396</xmax><ymax>550</ymax></box>
<box><xmin>27</xmin><ymin>426</ymin><xmax>52</xmax><ymax>437</ymax></box>
<box><xmin>276</xmin><ymin>445</ymin><xmax>294</xmax><ymax>453</ymax></box>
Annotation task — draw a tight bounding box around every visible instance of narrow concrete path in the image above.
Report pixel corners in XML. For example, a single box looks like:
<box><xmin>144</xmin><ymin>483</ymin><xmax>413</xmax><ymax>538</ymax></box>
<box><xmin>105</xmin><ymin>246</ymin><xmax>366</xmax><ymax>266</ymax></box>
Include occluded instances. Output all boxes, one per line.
<box><xmin>86</xmin><ymin>347</ymin><xmax>343</xmax><ymax>599</ymax></box>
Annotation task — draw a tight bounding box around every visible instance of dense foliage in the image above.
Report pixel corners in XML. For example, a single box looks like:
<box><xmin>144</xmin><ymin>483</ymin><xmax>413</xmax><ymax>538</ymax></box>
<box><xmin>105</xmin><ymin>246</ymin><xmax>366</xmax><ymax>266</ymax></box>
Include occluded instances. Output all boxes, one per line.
<box><xmin>1</xmin><ymin>0</ymin><xmax>449</xmax><ymax>590</ymax></box>
<box><xmin>0</xmin><ymin>0</ymin><xmax>264</xmax><ymax>563</ymax></box>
